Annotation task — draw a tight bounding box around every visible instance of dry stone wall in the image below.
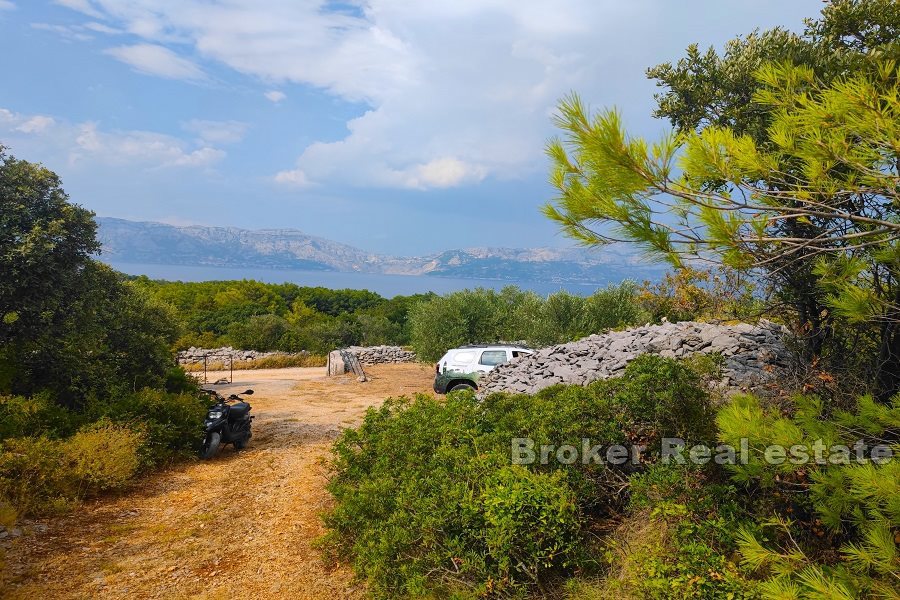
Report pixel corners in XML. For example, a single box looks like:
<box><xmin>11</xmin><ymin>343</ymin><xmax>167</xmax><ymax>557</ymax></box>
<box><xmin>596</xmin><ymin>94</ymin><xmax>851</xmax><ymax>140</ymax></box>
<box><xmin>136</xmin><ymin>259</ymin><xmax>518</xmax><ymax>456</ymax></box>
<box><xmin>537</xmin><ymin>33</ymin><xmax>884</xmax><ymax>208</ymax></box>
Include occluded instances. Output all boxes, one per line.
<box><xmin>176</xmin><ymin>347</ymin><xmax>308</xmax><ymax>365</ymax></box>
<box><xmin>327</xmin><ymin>345</ymin><xmax>417</xmax><ymax>377</ymax></box>
<box><xmin>345</xmin><ymin>345</ymin><xmax>417</xmax><ymax>365</ymax></box>
<box><xmin>478</xmin><ymin>320</ymin><xmax>792</xmax><ymax>396</ymax></box>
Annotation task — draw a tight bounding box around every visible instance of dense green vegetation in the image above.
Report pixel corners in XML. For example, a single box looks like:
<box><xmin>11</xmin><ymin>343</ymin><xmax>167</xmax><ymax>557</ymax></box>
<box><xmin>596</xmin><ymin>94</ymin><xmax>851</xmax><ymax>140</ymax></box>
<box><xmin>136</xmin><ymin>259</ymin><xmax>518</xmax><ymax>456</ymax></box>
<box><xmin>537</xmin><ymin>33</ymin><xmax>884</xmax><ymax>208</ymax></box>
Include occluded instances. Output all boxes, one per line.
<box><xmin>132</xmin><ymin>278</ymin><xmax>433</xmax><ymax>355</ymax></box>
<box><xmin>136</xmin><ymin>275</ymin><xmax>753</xmax><ymax>362</ymax></box>
<box><xmin>0</xmin><ymin>147</ymin><xmax>206</xmax><ymax>522</ymax></box>
<box><xmin>325</xmin><ymin>359</ymin><xmax>899</xmax><ymax>599</ymax></box>
<box><xmin>323</xmin><ymin>2</ymin><xmax>900</xmax><ymax>599</ymax></box>
<box><xmin>323</xmin><ymin>356</ymin><xmax>722</xmax><ymax>598</ymax></box>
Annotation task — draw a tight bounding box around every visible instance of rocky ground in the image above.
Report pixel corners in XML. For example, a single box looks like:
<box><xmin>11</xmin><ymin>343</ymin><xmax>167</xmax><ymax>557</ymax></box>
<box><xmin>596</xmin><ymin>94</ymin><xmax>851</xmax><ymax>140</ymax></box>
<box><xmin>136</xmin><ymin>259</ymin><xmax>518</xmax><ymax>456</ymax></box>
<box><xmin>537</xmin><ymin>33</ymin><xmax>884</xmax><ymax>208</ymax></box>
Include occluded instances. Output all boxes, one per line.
<box><xmin>0</xmin><ymin>363</ymin><xmax>436</xmax><ymax>599</ymax></box>
<box><xmin>479</xmin><ymin>320</ymin><xmax>793</xmax><ymax>396</ymax></box>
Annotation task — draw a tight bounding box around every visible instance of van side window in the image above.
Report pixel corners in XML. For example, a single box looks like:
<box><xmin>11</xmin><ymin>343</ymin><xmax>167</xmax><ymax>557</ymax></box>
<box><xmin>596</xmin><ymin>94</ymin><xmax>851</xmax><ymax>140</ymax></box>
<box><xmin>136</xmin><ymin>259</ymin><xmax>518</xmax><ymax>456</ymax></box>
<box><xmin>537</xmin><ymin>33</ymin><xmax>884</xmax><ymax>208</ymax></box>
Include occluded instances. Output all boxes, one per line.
<box><xmin>479</xmin><ymin>350</ymin><xmax>508</xmax><ymax>366</ymax></box>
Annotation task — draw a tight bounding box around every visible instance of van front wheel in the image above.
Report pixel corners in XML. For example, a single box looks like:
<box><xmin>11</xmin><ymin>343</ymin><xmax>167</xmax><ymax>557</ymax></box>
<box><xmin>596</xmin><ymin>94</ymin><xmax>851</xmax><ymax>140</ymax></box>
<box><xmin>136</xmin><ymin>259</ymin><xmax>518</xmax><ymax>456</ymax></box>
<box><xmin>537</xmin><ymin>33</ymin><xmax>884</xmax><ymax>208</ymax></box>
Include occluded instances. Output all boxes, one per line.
<box><xmin>449</xmin><ymin>382</ymin><xmax>476</xmax><ymax>392</ymax></box>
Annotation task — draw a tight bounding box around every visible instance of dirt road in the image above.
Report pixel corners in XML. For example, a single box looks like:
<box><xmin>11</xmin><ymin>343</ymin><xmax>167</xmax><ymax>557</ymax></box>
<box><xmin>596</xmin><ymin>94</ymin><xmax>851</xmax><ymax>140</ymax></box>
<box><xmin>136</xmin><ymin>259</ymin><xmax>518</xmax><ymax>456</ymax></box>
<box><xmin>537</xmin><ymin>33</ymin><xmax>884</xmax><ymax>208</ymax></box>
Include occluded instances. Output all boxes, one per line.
<box><xmin>1</xmin><ymin>363</ymin><xmax>436</xmax><ymax>599</ymax></box>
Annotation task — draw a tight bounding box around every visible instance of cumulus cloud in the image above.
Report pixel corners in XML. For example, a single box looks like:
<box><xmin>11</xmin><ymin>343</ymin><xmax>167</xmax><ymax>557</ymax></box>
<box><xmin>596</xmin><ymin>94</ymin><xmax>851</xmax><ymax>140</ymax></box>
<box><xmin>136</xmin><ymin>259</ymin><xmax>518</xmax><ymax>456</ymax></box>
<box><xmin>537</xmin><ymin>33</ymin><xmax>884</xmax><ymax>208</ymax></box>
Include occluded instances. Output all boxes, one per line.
<box><xmin>264</xmin><ymin>90</ymin><xmax>286</xmax><ymax>103</ymax></box>
<box><xmin>56</xmin><ymin>0</ymin><xmax>820</xmax><ymax>190</ymax></box>
<box><xmin>105</xmin><ymin>43</ymin><xmax>205</xmax><ymax>80</ymax></box>
<box><xmin>273</xmin><ymin>168</ymin><xmax>311</xmax><ymax>187</ymax></box>
<box><xmin>15</xmin><ymin>115</ymin><xmax>56</xmax><ymax>134</ymax></box>
<box><xmin>181</xmin><ymin>119</ymin><xmax>248</xmax><ymax>144</ymax></box>
<box><xmin>0</xmin><ymin>107</ymin><xmax>224</xmax><ymax>170</ymax></box>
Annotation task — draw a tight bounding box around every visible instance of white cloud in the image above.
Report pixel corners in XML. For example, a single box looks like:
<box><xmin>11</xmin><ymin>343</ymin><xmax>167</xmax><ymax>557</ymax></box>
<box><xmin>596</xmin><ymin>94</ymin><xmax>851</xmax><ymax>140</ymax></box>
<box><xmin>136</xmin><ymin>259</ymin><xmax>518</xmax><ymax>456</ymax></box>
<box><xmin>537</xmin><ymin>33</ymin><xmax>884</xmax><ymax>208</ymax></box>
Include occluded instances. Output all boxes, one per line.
<box><xmin>73</xmin><ymin>122</ymin><xmax>223</xmax><ymax>167</ymax></box>
<box><xmin>264</xmin><ymin>90</ymin><xmax>286</xmax><ymax>103</ymax></box>
<box><xmin>0</xmin><ymin>107</ymin><xmax>224</xmax><ymax>170</ymax></box>
<box><xmin>403</xmin><ymin>158</ymin><xmax>487</xmax><ymax>190</ymax></box>
<box><xmin>16</xmin><ymin>115</ymin><xmax>56</xmax><ymax>134</ymax></box>
<box><xmin>83</xmin><ymin>21</ymin><xmax>122</xmax><ymax>34</ymax></box>
<box><xmin>55</xmin><ymin>0</ymin><xmax>823</xmax><ymax>190</ymax></box>
<box><xmin>181</xmin><ymin>119</ymin><xmax>248</xmax><ymax>144</ymax></box>
<box><xmin>31</xmin><ymin>22</ymin><xmax>93</xmax><ymax>42</ymax></box>
<box><xmin>0</xmin><ymin>1</ymin><xmax>15</xmax><ymax>11</ymax></box>
<box><xmin>273</xmin><ymin>168</ymin><xmax>311</xmax><ymax>187</ymax></box>
<box><xmin>105</xmin><ymin>43</ymin><xmax>205</xmax><ymax>80</ymax></box>
<box><xmin>52</xmin><ymin>0</ymin><xmax>103</xmax><ymax>19</ymax></box>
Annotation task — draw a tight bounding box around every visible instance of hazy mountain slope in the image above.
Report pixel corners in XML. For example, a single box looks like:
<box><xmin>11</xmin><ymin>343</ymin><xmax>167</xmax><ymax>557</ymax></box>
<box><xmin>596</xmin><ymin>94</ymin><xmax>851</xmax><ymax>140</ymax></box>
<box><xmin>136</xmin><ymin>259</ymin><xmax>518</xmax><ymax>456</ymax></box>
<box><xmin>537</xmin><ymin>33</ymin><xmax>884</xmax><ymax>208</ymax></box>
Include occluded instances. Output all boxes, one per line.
<box><xmin>96</xmin><ymin>217</ymin><xmax>664</xmax><ymax>283</ymax></box>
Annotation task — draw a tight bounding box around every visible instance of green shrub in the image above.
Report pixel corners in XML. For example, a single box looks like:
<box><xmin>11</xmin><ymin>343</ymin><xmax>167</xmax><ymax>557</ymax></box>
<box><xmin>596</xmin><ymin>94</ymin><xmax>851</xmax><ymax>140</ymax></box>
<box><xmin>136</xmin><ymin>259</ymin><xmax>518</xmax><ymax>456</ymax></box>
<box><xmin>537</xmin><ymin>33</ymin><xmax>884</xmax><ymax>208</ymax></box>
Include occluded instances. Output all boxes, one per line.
<box><xmin>323</xmin><ymin>356</ymin><xmax>714</xmax><ymax>597</ymax></box>
<box><xmin>61</xmin><ymin>421</ymin><xmax>142</xmax><ymax>494</ymax></box>
<box><xmin>87</xmin><ymin>389</ymin><xmax>207</xmax><ymax>466</ymax></box>
<box><xmin>0</xmin><ymin>435</ymin><xmax>68</xmax><ymax>516</ymax></box>
<box><xmin>568</xmin><ymin>462</ymin><xmax>758</xmax><ymax>600</ymax></box>
<box><xmin>408</xmin><ymin>284</ymin><xmax>646</xmax><ymax>361</ymax></box>
<box><xmin>717</xmin><ymin>394</ymin><xmax>900</xmax><ymax>599</ymax></box>
<box><xmin>0</xmin><ymin>393</ymin><xmax>81</xmax><ymax>441</ymax></box>
<box><xmin>0</xmin><ymin>422</ymin><xmax>144</xmax><ymax>517</ymax></box>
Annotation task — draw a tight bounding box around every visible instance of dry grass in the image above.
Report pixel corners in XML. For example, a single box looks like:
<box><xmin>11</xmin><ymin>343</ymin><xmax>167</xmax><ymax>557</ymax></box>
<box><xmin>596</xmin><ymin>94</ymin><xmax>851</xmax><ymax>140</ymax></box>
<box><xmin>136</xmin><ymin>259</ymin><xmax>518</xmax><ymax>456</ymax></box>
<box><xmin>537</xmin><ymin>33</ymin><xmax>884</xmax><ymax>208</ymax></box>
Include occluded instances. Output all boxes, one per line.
<box><xmin>181</xmin><ymin>354</ymin><xmax>327</xmax><ymax>372</ymax></box>
<box><xmin>564</xmin><ymin>511</ymin><xmax>669</xmax><ymax>600</ymax></box>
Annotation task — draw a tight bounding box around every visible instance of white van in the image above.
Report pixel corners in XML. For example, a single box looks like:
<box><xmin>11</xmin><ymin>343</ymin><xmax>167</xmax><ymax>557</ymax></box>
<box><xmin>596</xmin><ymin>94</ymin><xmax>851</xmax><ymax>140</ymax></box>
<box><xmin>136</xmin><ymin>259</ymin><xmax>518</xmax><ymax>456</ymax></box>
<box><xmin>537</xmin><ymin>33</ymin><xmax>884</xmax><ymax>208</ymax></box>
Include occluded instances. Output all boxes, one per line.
<box><xmin>433</xmin><ymin>344</ymin><xmax>533</xmax><ymax>393</ymax></box>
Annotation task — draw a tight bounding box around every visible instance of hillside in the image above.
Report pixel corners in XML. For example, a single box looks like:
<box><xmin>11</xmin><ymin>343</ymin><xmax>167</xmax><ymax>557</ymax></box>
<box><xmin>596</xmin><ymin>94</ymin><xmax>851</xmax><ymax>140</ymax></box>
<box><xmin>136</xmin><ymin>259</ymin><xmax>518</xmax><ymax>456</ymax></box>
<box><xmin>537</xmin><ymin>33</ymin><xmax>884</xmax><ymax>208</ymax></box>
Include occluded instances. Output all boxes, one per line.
<box><xmin>96</xmin><ymin>217</ymin><xmax>663</xmax><ymax>284</ymax></box>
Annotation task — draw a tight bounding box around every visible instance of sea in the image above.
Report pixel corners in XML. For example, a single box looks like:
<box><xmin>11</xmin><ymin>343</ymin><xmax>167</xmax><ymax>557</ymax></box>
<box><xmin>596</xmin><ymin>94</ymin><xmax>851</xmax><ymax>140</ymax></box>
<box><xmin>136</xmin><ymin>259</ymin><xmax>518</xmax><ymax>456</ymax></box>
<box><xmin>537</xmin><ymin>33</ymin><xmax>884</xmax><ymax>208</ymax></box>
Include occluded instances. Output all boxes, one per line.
<box><xmin>105</xmin><ymin>261</ymin><xmax>613</xmax><ymax>298</ymax></box>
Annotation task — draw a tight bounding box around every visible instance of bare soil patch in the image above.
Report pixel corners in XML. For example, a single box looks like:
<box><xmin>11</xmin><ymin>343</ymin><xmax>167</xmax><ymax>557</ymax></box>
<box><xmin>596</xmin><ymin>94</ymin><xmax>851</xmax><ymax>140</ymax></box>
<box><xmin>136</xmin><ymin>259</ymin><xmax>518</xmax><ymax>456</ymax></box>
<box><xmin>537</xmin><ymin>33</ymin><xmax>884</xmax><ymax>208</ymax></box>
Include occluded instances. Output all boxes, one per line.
<box><xmin>1</xmin><ymin>363</ymin><xmax>436</xmax><ymax>599</ymax></box>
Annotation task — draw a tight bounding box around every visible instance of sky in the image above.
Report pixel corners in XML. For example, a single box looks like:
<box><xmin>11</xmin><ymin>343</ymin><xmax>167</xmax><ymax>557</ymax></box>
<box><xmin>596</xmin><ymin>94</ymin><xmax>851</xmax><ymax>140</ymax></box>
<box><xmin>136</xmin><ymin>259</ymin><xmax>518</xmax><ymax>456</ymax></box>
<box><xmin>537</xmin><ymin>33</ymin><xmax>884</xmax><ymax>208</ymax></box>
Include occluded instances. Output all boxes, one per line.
<box><xmin>0</xmin><ymin>0</ymin><xmax>824</xmax><ymax>256</ymax></box>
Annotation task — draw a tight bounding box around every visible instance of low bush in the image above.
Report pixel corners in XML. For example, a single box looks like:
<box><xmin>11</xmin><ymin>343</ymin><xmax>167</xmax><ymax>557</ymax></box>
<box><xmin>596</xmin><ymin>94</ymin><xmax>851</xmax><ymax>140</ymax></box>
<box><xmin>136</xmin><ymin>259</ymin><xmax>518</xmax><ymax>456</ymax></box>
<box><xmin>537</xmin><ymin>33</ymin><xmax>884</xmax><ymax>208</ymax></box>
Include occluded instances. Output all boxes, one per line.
<box><xmin>0</xmin><ymin>435</ymin><xmax>68</xmax><ymax>516</ymax></box>
<box><xmin>0</xmin><ymin>393</ymin><xmax>81</xmax><ymax>441</ymax></box>
<box><xmin>86</xmin><ymin>388</ymin><xmax>207</xmax><ymax>467</ymax></box>
<box><xmin>63</xmin><ymin>421</ymin><xmax>143</xmax><ymax>494</ymax></box>
<box><xmin>322</xmin><ymin>356</ymin><xmax>716</xmax><ymax>597</ymax></box>
<box><xmin>569</xmin><ymin>462</ymin><xmax>758</xmax><ymax>599</ymax></box>
<box><xmin>0</xmin><ymin>386</ymin><xmax>208</xmax><ymax>519</ymax></box>
<box><xmin>0</xmin><ymin>422</ymin><xmax>144</xmax><ymax>516</ymax></box>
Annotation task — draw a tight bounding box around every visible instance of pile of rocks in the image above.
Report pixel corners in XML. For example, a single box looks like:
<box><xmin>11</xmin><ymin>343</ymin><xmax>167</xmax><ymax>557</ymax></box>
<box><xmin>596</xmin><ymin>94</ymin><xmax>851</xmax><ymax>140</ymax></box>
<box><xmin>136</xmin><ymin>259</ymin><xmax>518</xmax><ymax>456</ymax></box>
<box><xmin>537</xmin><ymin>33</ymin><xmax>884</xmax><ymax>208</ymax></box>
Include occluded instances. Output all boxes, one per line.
<box><xmin>176</xmin><ymin>347</ymin><xmax>308</xmax><ymax>365</ymax></box>
<box><xmin>345</xmin><ymin>345</ymin><xmax>417</xmax><ymax>365</ymax></box>
<box><xmin>478</xmin><ymin>320</ymin><xmax>793</xmax><ymax>396</ymax></box>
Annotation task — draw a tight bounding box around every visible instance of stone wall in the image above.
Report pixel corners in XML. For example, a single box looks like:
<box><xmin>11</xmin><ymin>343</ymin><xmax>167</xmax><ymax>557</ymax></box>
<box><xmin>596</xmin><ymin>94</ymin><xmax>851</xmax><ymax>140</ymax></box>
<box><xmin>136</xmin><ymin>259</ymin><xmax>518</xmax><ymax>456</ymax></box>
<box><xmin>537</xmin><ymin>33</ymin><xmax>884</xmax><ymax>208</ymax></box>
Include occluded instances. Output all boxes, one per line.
<box><xmin>345</xmin><ymin>345</ymin><xmax>417</xmax><ymax>365</ymax></box>
<box><xmin>176</xmin><ymin>346</ymin><xmax>308</xmax><ymax>365</ymax></box>
<box><xmin>327</xmin><ymin>345</ymin><xmax>417</xmax><ymax>377</ymax></box>
<box><xmin>478</xmin><ymin>320</ymin><xmax>792</xmax><ymax>396</ymax></box>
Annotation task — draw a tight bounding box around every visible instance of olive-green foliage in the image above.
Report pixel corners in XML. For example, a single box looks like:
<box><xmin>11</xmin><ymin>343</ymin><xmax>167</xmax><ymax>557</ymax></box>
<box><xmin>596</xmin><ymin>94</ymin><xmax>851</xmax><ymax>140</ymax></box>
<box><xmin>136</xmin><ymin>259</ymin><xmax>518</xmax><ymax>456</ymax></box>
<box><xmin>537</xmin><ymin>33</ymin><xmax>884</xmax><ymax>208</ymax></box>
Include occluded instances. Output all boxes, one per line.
<box><xmin>135</xmin><ymin>277</ymin><xmax>432</xmax><ymax>355</ymax></box>
<box><xmin>85</xmin><ymin>388</ymin><xmax>207</xmax><ymax>467</ymax></box>
<box><xmin>568</xmin><ymin>462</ymin><xmax>758</xmax><ymax>600</ymax></box>
<box><xmin>0</xmin><ymin>387</ymin><xmax>207</xmax><ymax>516</ymax></box>
<box><xmin>323</xmin><ymin>356</ymin><xmax>714</xmax><ymax>598</ymax></box>
<box><xmin>717</xmin><ymin>394</ymin><xmax>900</xmax><ymax>599</ymax></box>
<box><xmin>0</xmin><ymin>422</ymin><xmax>143</xmax><ymax>516</ymax></box>
<box><xmin>0</xmin><ymin>148</ymin><xmax>181</xmax><ymax>405</ymax></box>
<box><xmin>0</xmin><ymin>146</ymin><xmax>99</xmax><ymax>346</ymax></box>
<box><xmin>409</xmin><ymin>283</ymin><xmax>646</xmax><ymax>361</ymax></box>
<box><xmin>0</xmin><ymin>148</ymin><xmax>213</xmax><ymax>523</ymax></box>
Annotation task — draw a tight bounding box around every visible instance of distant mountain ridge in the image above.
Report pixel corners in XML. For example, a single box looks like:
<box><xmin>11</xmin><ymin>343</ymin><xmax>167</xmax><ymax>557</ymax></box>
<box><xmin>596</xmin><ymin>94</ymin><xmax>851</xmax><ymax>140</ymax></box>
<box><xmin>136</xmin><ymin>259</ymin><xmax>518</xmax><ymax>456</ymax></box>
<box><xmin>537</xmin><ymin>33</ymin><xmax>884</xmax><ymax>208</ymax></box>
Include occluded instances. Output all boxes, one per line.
<box><xmin>96</xmin><ymin>217</ymin><xmax>664</xmax><ymax>284</ymax></box>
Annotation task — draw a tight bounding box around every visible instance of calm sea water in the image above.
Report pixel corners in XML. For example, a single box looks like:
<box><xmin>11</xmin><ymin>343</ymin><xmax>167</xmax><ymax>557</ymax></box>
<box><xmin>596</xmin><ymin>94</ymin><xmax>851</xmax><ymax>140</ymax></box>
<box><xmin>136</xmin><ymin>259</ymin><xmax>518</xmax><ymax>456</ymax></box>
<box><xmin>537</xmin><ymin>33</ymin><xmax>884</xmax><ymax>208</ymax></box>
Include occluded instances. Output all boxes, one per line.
<box><xmin>105</xmin><ymin>261</ymin><xmax>610</xmax><ymax>298</ymax></box>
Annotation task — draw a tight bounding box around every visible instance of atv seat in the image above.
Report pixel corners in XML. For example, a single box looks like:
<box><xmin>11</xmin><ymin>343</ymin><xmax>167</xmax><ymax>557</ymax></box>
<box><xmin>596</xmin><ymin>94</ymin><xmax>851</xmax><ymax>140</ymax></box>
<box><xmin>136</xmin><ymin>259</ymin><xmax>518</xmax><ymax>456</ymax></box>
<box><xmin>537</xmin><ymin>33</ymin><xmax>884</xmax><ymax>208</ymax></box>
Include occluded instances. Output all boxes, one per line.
<box><xmin>229</xmin><ymin>402</ymin><xmax>251</xmax><ymax>419</ymax></box>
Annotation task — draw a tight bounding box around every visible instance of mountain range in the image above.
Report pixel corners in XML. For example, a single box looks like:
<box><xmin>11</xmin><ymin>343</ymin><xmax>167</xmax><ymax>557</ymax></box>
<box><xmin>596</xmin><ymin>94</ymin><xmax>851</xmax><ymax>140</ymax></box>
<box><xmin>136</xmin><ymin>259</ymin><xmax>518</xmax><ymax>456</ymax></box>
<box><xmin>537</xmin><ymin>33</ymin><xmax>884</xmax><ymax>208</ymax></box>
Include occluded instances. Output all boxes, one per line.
<box><xmin>96</xmin><ymin>217</ymin><xmax>665</xmax><ymax>284</ymax></box>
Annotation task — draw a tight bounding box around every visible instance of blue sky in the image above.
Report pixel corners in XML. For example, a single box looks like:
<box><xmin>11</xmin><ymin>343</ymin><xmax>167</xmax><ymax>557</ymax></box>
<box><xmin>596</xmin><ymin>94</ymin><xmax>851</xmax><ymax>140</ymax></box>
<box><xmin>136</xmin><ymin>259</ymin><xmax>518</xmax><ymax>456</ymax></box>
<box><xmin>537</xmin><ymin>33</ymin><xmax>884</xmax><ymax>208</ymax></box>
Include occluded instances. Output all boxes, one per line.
<box><xmin>1</xmin><ymin>0</ymin><xmax>822</xmax><ymax>256</ymax></box>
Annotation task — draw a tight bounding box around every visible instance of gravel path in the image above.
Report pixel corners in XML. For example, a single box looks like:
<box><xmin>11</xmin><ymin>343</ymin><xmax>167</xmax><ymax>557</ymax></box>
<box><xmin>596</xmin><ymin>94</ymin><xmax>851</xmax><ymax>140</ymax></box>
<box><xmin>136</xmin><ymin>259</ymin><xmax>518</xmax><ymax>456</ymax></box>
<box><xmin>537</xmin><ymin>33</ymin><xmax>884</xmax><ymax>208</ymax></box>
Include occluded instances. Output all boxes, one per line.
<box><xmin>1</xmin><ymin>363</ymin><xmax>436</xmax><ymax>599</ymax></box>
